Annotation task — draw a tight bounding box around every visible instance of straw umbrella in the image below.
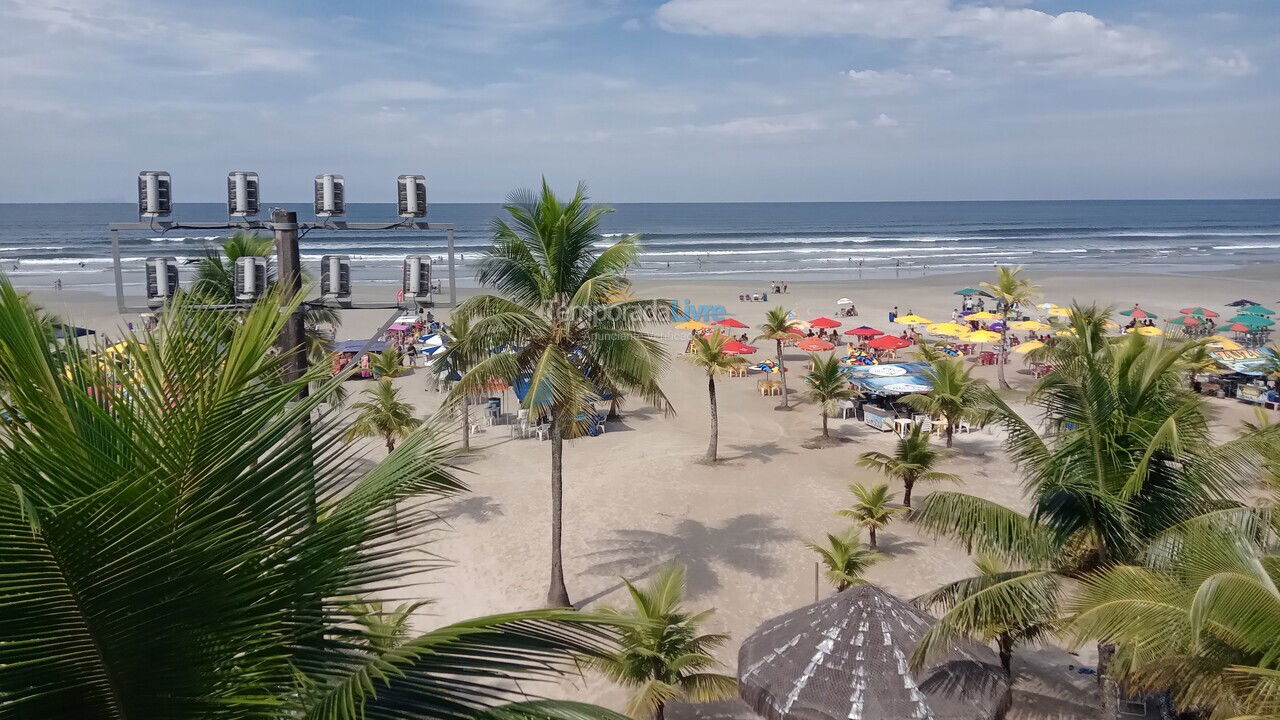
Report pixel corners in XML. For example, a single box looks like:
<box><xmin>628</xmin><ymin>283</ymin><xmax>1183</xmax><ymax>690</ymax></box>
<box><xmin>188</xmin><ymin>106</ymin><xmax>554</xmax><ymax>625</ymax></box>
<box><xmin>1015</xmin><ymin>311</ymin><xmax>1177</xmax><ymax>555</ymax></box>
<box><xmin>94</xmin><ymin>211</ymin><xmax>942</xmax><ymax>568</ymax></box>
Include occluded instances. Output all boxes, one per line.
<box><xmin>738</xmin><ymin>584</ymin><xmax>1009</xmax><ymax>720</ymax></box>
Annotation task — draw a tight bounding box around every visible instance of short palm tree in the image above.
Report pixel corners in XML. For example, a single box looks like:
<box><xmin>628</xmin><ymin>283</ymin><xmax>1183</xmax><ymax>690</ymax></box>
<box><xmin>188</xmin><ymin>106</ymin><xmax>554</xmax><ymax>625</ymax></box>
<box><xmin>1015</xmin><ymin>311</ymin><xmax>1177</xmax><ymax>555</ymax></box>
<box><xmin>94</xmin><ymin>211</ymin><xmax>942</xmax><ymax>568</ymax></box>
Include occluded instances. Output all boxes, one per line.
<box><xmin>912</xmin><ymin>554</ymin><xmax>1059</xmax><ymax>677</ymax></box>
<box><xmin>683</xmin><ymin>330</ymin><xmax>747</xmax><ymax>462</ymax></box>
<box><xmin>591</xmin><ymin>565</ymin><xmax>737</xmax><ymax>720</ymax></box>
<box><xmin>433</xmin><ymin>315</ymin><xmax>486</xmax><ymax>450</ymax></box>
<box><xmin>980</xmin><ymin>265</ymin><xmax>1040</xmax><ymax>390</ymax></box>
<box><xmin>857</xmin><ymin>423</ymin><xmax>958</xmax><ymax>508</ymax></box>
<box><xmin>448</xmin><ymin>180</ymin><xmax>670</xmax><ymax>607</ymax></box>
<box><xmin>806</xmin><ymin>533</ymin><xmax>882</xmax><ymax>591</ymax></box>
<box><xmin>346</xmin><ymin>379</ymin><xmax>421</xmax><ymax>452</ymax></box>
<box><xmin>0</xmin><ymin>278</ymin><xmax>632</xmax><ymax>720</ymax></box>
<box><xmin>371</xmin><ymin>346</ymin><xmax>408</xmax><ymax>380</ymax></box>
<box><xmin>839</xmin><ymin>483</ymin><xmax>907</xmax><ymax>550</ymax></box>
<box><xmin>754</xmin><ymin>307</ymin><xmax>802</xmax><ymax>410</ymax></box>
<box><xmin>900</xmin><ymin>356</ymin><xmax>990</xmax><ymax>448</ymax></box>
<box><xmin>802</xmin><ymin>353</ymin><xmax>856</xmax><ymax>441</ymax></box>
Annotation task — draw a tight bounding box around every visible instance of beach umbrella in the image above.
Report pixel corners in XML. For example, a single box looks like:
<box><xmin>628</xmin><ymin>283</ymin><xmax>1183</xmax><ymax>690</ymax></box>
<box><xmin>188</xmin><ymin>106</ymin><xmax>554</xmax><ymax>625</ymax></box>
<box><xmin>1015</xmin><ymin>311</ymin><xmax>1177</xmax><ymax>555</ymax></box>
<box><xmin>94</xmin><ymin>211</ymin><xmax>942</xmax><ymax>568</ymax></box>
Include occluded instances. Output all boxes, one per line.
<box><xmin>420</xmin><ymin>334</ymin><xmax>446</xmax><ymax>356</ymax></box>
<box><xmin>1180</xmin><ymin>307</ymin><xmax>1220</xmax><ymax>318</ymax></box>
<box><xmin>1168</xmin><ymin>316</ymin><xmax>1201</xmax><ymax>327</ymax></box>
<box><xmin>1241</xmin><ymin>304</ymin><xmax>1275</xmax><ymax>315</ymax></box>
<box><xmin>809</xmin><ymin>317</ymin><xmax>842</xmax><ymax>329</ymax></box>
<box><xmin>1120</xmin><ymin>307</ymin><xmax>1157</xmax><ymax>319</ymax></box>
<box><xmin>1136</xmin><ymin>326</ymin><xmax>1164</xmax><ymax>336</ymax></box>
<box><xmin>675</xmin><ymin>320</ymin><xmax>708</xmax><ymax>330</ymax></box>
<box><xmin>868</xmin><ymin>335</ymin><xmax>911</xmax><ymax>351</ymax></box>
<box><xmin>1013</xmin><ymin>341</ymin><xmax>1044</xmax><ymax>354</ymax></box>
<box><xmin>1047</xmin><ymin>307</ymin><xmax>1073</xmax><ymax>318</ymax></box>
<box><xmin>797</xmin><ymin>337</ymin><xmax>835</xmax><ymax>352</ymax></box>
<box><xmin>1055</xmin><ymin>329</ymin><xmax>1077</xmax><ymax>338</ymax></box>
<box><xmin>1228</xmin><ymin>323</ymin><xmax>1254</xmax><ymax>333</ymax></box>
<box><xmin>1228</xmin><ymin>314</ymin><xmax>1274</xmax><ymax>328</ymax></box>
<box><xmin>925</xmin><ymin>322</ymin><xmax>968</xmax><ymax>336</ymax></box>
<box><xmin>1227</xmin><ymin>299</ymin><xmax>1260</xmax><ymax>307</ymax></box>
<box><xmin>737</xmin><ymin>584</ymin><xmax>1009</xmax><ymax>720</ymax></box>
<box><xmin>835</xmin><ymin>297</ymin><xmax>854</xmax><ymax>305</ymax></box>
<box><xmin>894</xmin><ymin>314</ymin><xmax>930</xmax><ymax>326</ymax></box>
<box><xmin>713</xmin><ymin>317</ymin><xmax>750</xmax><ymax>329</ymax></box>
<box><xmin>722</xmin><ymin>340</ymin><xmax>757</xmax><ymax>355</ymax></box>
<box><xmin>965</xmin><ymin>311</ymin><xmax>1000</xmax><ymax>322</ymax></box>
<box><xmin>1206</xmin><ymin>336</ymin><xmax>1244</xmax><ymax>350</ymax></box>
<box><xmin>965</xmin><ymin>330</ymin><xmax>1001</xmax><ymax>343</ymax></box>
<box><xmin>1036</xmin><ymin>302</ymin><xmax>1059</xmax><ymax>311</ymax></box>
<box><xmin>953</xmin><ymin>287</ymin><xmax>990</xmax><ymax>297</ymax></box>
<box><xmin>1010</xmin><ymin>320</ymin><xmax>1050</xmax><ymax>331</ymax></box>
<box><xmin>846</xmin><ymin>326</ymin><xmax>883</xmax><ymax>338</ymax></box>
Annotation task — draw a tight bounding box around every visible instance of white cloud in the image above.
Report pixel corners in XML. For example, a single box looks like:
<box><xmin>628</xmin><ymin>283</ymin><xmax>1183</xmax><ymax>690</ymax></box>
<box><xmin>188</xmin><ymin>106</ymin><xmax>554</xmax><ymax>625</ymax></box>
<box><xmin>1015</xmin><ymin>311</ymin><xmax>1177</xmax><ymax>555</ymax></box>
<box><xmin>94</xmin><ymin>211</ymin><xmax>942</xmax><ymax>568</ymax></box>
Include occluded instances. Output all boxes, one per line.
<box><xmin>845</xmin><ymin>67</ymin><xmax>952</xmax><ymax>94</ymax></box>
<box><xmin>621</xmin><ymin>17</ymin><xmax>642</xmax><ymax>31</ymax></box>
<box><xmin>1207</xmin><ymin>50</ymin><xmax>1256</xmax><ymax>77</ymax></box>
<box><xmin>652</xmin><ymin>113</ymin><xmax>827</xmax><ymax>139</ymax></box>
<box><xmin>872</xmin><ymin>113</ymin><xmax>900</xmax><ymax>127</ymax></box>
<box><xmin>655</xmin><ymin>0</ymin><xmax>1175</xmax><ymax>76</ymax></box>
<box><xmin>318</xmin><ymin>80</ymin><xmax>456</xmax><ymax>103</ymax></box>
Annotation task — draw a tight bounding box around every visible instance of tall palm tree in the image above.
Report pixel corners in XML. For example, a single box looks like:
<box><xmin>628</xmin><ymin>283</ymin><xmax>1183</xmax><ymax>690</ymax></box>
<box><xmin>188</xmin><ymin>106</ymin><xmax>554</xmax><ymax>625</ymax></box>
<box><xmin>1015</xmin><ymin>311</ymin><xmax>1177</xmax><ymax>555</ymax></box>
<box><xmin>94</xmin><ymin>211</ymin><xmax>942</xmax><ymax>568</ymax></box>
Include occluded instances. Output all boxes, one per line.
<box><xmin>900</xmin><ymin>356</ymin><xmax>990</xmax><ymax>448</ymax></box>
<box><xmin>1066</xmin><ymin>522</ymin><xmax>1280</xmax><ymax>716</ymax></box>
<box><xmin>0</xmin><ymin>278</ymin><xmax>633</xmax><ymax>720</ymax></box>
<box><xmin>857</xmin><ymin>423</ymin><xmax>958</xmax><ymax>508</ymax></box>
<box><xmin>682</xmin><ymin>330</ymin><xmax>747</xmax><ymax>462</ymax></box>
<box><xmin>433</xmin><ymin>316</ymin><xmax>486</xmax><ymax>450</ymax></box>
<box><xmin>806</xmin><ymin>533</ymin><xmax>882</xmax><ymax>592</ymax></box>
<box><xmin>839</xmin><ymin>483</ymin><xmax>907</xmax><ymax>550</ymax></box>
<box><xmin>980</xmin><ymin>265</ymin><xmax>1040</xmax><ymax>390</ymax></box>
<box><xmin>346</xmin><ymin>380</ymin><xmax>421</xmax><ymax>452</ymax></box>
<box><xmin>754</xmin><ymin>307</ymin><xmax>802</xmax><ymax>410</ymax></box>
<box><xmin>912</xmin><ymin>554</ymin><xmax>1059</xmax><ymax>677</ymax></box>
<box><xmin>801</xmin><ymin>353</ymin><xmax>856</xmax><ymax>441</ymax></box>
<box><xmin>590</xmin><ymin>565</ymin><xmax>737</xmax><ymax>720</ymax></box>
<box><xmin>449</xmin><ymin>180</ymin><xmax>671</xmax><ymax>607</ymax></box>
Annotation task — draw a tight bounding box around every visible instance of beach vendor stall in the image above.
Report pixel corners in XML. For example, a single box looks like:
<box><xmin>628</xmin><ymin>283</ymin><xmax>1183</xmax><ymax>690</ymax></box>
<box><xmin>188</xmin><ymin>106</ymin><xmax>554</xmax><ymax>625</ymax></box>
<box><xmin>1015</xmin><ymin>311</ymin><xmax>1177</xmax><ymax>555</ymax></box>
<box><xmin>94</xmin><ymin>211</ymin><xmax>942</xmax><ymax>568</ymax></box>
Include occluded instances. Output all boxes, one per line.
<box><xmin>841</xmin><ymin>362</ymin><xmax>934</xmax><ymax>432</ymax></box>
<box><xmin>1206</xmin><ymin>347</ymin><xmax>1279</xmax><ymax>406</ymax></box>
<box><xmin>330</xmin><ymin>339</ymin><xmax>389</xmax><ymax>378</ymax></box>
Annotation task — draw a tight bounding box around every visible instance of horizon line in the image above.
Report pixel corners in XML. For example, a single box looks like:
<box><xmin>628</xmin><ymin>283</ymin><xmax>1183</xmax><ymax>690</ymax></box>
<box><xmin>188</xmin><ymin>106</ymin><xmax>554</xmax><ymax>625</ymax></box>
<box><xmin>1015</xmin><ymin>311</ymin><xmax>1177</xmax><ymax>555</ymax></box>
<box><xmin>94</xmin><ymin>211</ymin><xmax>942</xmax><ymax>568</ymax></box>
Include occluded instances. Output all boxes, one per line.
<box><xmin>5</xmin><ymin>197</ymin><xmax>1280</xmax><ymax>206</ymax></box>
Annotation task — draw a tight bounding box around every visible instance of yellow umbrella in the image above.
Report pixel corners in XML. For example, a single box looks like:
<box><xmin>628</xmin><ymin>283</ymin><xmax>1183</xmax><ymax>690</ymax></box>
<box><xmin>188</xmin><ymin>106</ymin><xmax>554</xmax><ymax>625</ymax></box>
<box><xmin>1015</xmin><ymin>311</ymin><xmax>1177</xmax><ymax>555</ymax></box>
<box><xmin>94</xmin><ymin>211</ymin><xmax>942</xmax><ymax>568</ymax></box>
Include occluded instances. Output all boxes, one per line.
<box><xmin>1010</xmin><ymin>320</ymin><xmax>1049</xmax><ymax>331</ymax></box>
<box><xmin>894</xmin><ymin>314</ymin><xmax>931</xmax><ymax>326</ymax></box>
<box><xmin>1206</xmin><ymin>336</ymin><xmax>1243</xmax><ymax>350</ymax></box>
<box><xmin>675</xmin><ymin>320</ymin><xmax>708</xmax><ymax>330</ymax></box>
<box><xmin>926</xmin><ymin>322</ymin><xmax>968</xmax><ymax>336</ymax></box>
<box><xmin>1013</xmin><ymin>340</ymin><xmax>1044</xmax><ymax>354</ymax></box>
<box><xmin>1103</xmin><ymin>322</ymin><xmax>1120</xmax><ymax>330</ymax></box>
<box><xmin>1136</xmin><ymin>326</ymin><xmax>1164</xmax><ymax>337</ymax></box>
<box><xmin>966</xmin><ymin>330</ymin><xmax>1001</xmax><ymax>343</ymax></box>
<box><xmin>966</xmin><ymin>311</ymin><xmax>1000</xmax><ymax>321</ymax></box>
<box><xmin>1055</xmin><ymin>329</ymin><xmax>1076</xmax><ymax>337</ymax></box>
<box><xmin>1047</xmin><ymin>307</ymin><xmax>1072</xmax><ymax>317</ymax></box>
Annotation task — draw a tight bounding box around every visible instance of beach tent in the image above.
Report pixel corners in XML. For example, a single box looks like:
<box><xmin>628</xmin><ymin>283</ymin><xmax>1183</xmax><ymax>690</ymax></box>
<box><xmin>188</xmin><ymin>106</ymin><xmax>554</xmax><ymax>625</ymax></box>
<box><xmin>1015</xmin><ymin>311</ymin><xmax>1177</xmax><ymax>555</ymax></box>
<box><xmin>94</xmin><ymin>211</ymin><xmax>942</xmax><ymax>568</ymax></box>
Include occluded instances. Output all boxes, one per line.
<box><xmin>1227</xmin><ymin>299</ymin><xmax>1261</xmax><ymax>307</ymax></box>
<box><xmin>797</xmin><ymin>337</ymin><xmax>835</xmax><ymax>352</ymax></box>
<box><xmin>845</xmin><ymin>326</ymin><xmax>883</xmax><ymax>338</ymax></box>
<box><xmin>737</xmin><ymin>584</ymin><xmax>1009</xmax><ymax>720</ymax></box>
<box><xmin>331</xmin><ymin>339</ymin><xmax>390</xmax><ymax>354</ymax></box>
<box><xmin>809</xmin><ymin>317</ymin><xmax>842</xmax><ymax>329</ymax></box>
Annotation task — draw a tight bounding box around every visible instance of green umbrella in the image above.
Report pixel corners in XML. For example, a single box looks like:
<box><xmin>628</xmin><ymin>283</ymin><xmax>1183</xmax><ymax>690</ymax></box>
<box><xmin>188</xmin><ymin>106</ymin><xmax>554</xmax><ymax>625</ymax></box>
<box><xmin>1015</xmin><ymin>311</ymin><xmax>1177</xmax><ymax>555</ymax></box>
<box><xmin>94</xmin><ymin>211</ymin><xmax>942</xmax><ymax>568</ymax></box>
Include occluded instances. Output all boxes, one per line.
<box><xmin>1228</xmin><ymin>314</ymin><xmax>1274</xmax><ymax>328</ymax></box>
<box><xmin>1241</xmin><ymin>304</ymin><xmax>1275</xmax><ymax>315</ymax></box>
<box><xmin>953</xmin><ymin>287</ymin><xmax>991</xmax><ymax>297</ymax></box>
<box><xmin>1168</xmin><ymin>316</ymin><xmax>1202</xmax><ymax>326</ymax></box>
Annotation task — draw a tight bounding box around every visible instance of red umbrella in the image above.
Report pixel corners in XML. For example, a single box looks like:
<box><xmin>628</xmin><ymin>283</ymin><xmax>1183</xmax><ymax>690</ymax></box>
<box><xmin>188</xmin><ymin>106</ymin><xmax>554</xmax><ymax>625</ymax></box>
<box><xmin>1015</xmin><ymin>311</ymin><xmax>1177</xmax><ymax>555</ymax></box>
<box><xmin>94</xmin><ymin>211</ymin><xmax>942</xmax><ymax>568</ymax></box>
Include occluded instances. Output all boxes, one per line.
<box><xmin>867</xmin><ymin>335</ymin><xmax>911</xmax><ymax>350</ymax></box>
<box><xmin>809</xmin><ymin>317</ymin><xmax>842</xmax><ymax>329</ymax></box>
<box><xmin>722</xmin><ymin>340</ymin><xmax>757</xmax><ymax>355</ymax></box>
<box><xmin>713</xmin><ymin>318</ymin><xmax>749</xmax><ymax>329</ymax></box>
<box><xmin>1229</xmin><ymin>323</ymin><xmax>1252</xmax><ymax>333</ymax></box>
<box><xmin>845</xmin><ymin>326</ymin><xmax>883</xmax><ymax>337</ymax></box>
<box><xmin>1180</xmin><ymin>307</ymin><xmax>1220</xmax><ymax>318</ymax></box>
<box><xmin>797</xmin><ymin>337</ymin><xmax>835</xmax><ymax>352</ymax></box>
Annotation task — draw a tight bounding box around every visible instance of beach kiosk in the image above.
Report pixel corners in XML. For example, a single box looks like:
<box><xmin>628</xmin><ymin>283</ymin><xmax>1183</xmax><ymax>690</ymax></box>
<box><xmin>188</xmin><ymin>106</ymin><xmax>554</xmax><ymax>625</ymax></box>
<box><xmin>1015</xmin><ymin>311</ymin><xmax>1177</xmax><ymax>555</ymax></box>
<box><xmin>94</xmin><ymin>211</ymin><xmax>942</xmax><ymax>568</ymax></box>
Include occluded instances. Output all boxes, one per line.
<box><xmin>841</xmin><ymin>362</ymin><xmax>934</xmax><ymax>432</ymax></box>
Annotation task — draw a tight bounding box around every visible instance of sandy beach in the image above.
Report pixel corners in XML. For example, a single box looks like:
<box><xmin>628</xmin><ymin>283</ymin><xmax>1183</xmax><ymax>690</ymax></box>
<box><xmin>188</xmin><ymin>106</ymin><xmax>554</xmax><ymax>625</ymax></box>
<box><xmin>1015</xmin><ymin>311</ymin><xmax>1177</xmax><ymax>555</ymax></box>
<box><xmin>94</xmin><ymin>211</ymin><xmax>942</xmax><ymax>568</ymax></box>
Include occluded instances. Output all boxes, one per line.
<box><xmin>23</xmin><ymin>263</ymin><xmax>1280</xmax><ymax>719</ymax></box>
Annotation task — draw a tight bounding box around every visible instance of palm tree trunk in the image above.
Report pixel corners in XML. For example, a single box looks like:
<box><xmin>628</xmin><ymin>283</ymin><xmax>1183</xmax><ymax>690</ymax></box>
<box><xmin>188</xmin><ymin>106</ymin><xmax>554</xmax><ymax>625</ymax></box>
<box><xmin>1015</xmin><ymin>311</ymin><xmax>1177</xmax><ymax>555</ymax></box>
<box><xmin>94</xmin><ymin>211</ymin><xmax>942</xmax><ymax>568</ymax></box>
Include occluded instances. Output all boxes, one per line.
<box><xmin>945</xmin><ymin>421</ymin><xmax>954</xmax><ymax>448</ymax></box>
<box><xmin>655</xmin><ymin>702</ymin><xmax>666</xmax><ymax>720</ymax></box>
<box><xmin>548</xmin><ymin>417</ymin><xmax>571</xmax><ymax>607</ymax></box>
<box><xmin>386</xmin><ymin>433</ymin><xmax>395</xmax><ymax>453</ymax></box>
<box><xmin>460</xmin><ymin>396</ymin><xmax>470</xmax><ymax>450</ymax></box>
<box><xmin>821</xmin><ymin>410</ymin><xmax>829</xmax><ymax>438</ymax></box>
<box><xmin>869</xmin><ymin>527</ymin><xmax>877</xmax><ymax>550</ymax></box>
<box><xmin>607</xmin><ymin>396</ymin><xmax>620</xmax><ymax>421</ymax></box>
<box><xmin>776</xmin><ymin>339</ymin><xmax>789</xmax><ymax>409</ymax></box>
<box><xmin>997</xmin><ymin>633</ymin><xmax>1014</xmax><ymax>678</ymax></box>
<box><xmin>903</xmin><ymin>478</ymin><xmax>914</xmax><ymax>508</ymax></box>
<box><xmin>706</xmin><ymin>375</ymin><xmax>719</xmax><ymax>462</ymax></box>
<box><xmin>997</xmin><ymin>312</ymin><xmax>1011</xmax><ymax>390</ymax></box>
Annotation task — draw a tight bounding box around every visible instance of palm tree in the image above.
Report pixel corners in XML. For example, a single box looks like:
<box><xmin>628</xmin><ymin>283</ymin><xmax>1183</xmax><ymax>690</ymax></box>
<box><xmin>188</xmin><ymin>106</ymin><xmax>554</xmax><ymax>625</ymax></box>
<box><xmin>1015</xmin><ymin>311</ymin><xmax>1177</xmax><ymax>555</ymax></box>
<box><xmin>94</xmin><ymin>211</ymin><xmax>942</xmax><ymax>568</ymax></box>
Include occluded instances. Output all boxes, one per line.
<box><xmin>192</xmin><ymin>231</ymin><xmax>342</xmax><ymax>364</ymax></box>
<box><xmin>448</xmin><ymin>180</ymin><xmax>671</xmax><ymax>607</ymax></box>
<box><xmin>370</xmin><ymin>346</ymin><xmax>408</xmax><ymax>380</ymax></box>
<box><xmin>801</xmin><ymin>353</ymin><xmax>856</xmax><ymax>442</ymax></box>
<box><xmin>839</xmin><ymin>483</ymin><xmax>907</xmax><ymax>550</ymax></box>
<box><xmin>1066</xmin><ymin>522</ymin><xmax>1280</xmax><ymax>716</ymax></box>
<box><xmin>346</xmin><ymin>380</ymin><xmax>421</xmax><ymax>452</ymax></box>
<box><xmin>434</xmin><ymin>315</ymin><xmax>486</xmax><ymax>450</ymax></box>
<box><xmin>0</xmin><ymin>277</ymin><xmax>633</xmax><ymax>720</ymax></box>
<box><xmin>900</xmin><ymin>356</ymin><xmax>990</xmax><ymax>448</ymax></box>
<box><xmin>857</xmin><ymin>423</ymin><xmax>959</xmax><ymax>508</ymax></box>
<box><xmin>912</xmin><ymin>554</ymin><xmax>1059</xmax><ymax>677</ymax></box>
<box><xmin>683</xmin><ymin>330</ymin><xmax>747</xmax><ymax>462</ymax></box>
<box><xmin>754</xmin><ymin>307</ymin><xmax>802</xmax><ymax>410</ymax></box>
<box><xmin>591</xmin><ymin>565</ymin><xmax>737</xmax><ymax>720</ymax></box>
<box><xmin>806</xmin><ymin>533</ymin><xmax>882</xmax><ymax>591</ymax></box>
<box><xmin>980</xmin><ymin>265</ymin><xmax>1040</xmax><ymax>390</ymax></box>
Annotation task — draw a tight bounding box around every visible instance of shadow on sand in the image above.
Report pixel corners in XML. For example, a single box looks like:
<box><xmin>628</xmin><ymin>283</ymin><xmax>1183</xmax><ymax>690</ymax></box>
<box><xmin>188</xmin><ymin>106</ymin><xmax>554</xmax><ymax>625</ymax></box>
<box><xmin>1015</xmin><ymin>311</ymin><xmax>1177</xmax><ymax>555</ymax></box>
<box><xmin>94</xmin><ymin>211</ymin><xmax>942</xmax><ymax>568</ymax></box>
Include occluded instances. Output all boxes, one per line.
<box><xmin>437</xmin><ymin>495</ymin><xmax>504</xmax><ymax>524</ymax></box>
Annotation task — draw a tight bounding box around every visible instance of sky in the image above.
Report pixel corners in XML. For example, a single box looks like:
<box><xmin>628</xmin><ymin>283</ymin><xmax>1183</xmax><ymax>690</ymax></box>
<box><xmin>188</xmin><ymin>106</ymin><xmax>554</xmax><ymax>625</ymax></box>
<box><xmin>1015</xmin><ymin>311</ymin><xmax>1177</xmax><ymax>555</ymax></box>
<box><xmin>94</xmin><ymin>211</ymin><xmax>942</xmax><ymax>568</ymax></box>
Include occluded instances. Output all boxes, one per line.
<box><xmin>0</xmin><ymin>0</ymin><xmax>1278</xmax><ymax>203</ymax></box>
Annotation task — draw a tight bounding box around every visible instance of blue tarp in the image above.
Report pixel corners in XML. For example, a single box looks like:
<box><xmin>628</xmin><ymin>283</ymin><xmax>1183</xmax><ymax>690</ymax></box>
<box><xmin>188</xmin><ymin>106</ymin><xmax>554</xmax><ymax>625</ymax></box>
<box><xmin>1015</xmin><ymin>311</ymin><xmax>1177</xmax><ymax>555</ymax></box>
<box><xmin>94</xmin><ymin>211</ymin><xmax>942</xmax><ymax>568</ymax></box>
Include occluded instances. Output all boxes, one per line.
<box><xmin>331</xmin><ymin>339</ymin><xmax>389</xmax><ymax>354</ymax></box>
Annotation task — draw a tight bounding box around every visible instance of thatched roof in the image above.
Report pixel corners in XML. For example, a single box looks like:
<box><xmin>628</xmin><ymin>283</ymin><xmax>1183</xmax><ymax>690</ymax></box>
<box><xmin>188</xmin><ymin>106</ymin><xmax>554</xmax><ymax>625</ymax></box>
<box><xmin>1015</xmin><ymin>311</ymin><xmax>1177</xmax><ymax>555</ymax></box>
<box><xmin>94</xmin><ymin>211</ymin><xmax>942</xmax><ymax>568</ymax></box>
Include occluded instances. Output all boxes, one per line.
<box><xmin>738</xmin><ymin>584</ymin><xmax>1009</xmax><ymax>720</ymax></box>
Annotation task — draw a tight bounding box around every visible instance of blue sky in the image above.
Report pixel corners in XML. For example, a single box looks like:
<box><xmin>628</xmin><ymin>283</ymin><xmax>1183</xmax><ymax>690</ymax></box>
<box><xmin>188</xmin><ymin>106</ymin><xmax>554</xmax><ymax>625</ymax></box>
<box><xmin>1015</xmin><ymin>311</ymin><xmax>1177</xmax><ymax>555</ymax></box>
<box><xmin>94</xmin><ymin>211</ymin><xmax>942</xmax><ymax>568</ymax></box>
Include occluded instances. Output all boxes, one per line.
<box><xmin>1</xmin><ymin>0</ymin><xmax>1277</xmax><ymax>202</ymax></box>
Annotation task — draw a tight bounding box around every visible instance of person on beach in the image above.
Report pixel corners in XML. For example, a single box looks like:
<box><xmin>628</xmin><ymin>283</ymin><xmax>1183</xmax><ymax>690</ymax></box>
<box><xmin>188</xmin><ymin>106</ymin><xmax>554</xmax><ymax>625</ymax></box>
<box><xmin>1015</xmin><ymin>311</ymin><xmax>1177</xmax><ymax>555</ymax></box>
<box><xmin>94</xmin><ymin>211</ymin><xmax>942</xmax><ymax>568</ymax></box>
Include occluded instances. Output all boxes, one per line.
<box><xmin>889</xmin><ymin>305</ymin><xmax>898</xmax><ymax>323</ymax></box>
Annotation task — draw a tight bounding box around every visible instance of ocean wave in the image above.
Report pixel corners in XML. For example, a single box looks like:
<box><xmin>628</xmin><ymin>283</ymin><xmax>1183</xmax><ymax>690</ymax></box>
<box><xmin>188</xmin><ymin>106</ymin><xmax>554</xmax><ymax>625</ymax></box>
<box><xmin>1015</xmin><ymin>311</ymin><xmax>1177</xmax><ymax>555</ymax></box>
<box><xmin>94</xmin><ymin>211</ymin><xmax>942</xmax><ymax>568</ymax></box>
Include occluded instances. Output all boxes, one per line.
<box><xmin>1108</xmin><ymin>230</ymin><xmax>1280</xmax><ymax>238</ymax></box>
<box><xmin>1212</xmin><ymin>243</ymin><xmax>1280</xmax><ymax>250</ymax></box>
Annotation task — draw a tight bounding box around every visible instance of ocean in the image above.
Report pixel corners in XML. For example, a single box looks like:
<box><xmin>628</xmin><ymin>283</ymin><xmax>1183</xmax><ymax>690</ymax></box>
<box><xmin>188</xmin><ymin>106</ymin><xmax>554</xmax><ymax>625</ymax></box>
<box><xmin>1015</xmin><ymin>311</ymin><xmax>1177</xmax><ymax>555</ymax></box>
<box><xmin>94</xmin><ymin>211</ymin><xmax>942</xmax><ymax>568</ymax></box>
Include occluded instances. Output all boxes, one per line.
<box><xmin>1</xmin><ymin>200</ymin><xmax>1278</xmax><ymax>291</ymax></box>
